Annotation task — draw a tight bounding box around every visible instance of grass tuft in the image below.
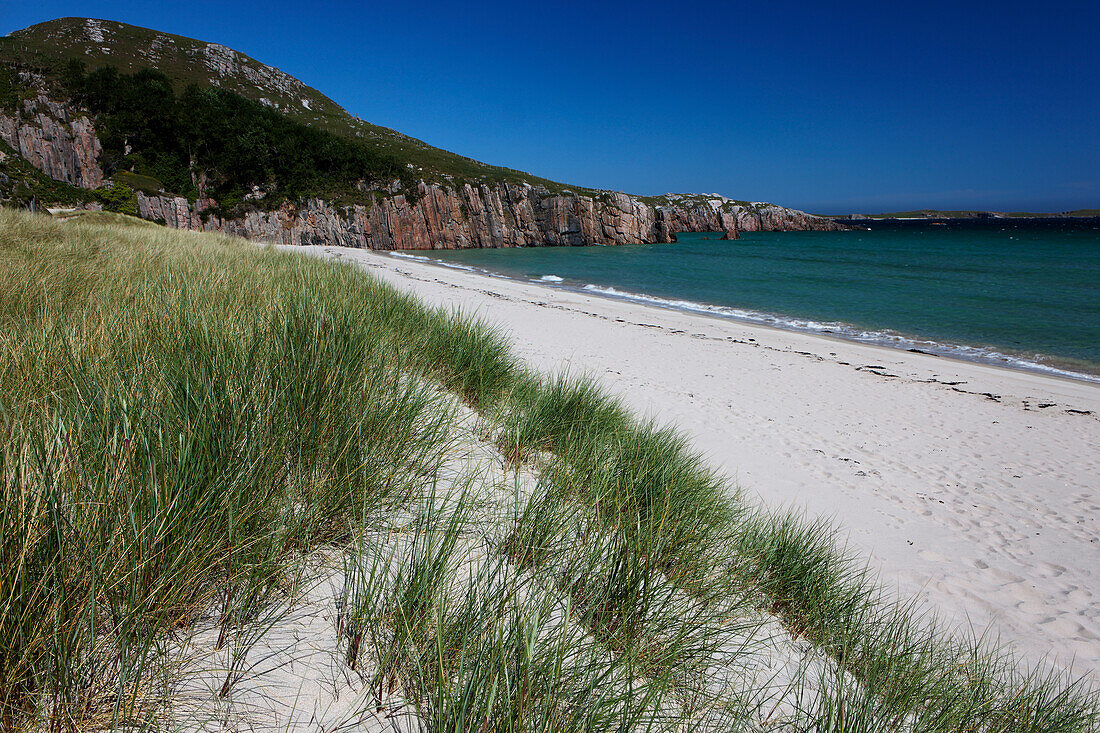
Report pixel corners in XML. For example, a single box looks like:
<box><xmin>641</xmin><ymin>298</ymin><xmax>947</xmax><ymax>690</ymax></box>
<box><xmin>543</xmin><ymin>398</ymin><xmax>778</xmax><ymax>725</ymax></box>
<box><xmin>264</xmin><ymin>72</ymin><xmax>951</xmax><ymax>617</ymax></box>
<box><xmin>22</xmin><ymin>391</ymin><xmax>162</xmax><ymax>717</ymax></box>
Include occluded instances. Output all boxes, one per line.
<box><xmin>1</xmin><ymin>208</ymin><xmax>1096</xmax><ymax>731</ymax></box>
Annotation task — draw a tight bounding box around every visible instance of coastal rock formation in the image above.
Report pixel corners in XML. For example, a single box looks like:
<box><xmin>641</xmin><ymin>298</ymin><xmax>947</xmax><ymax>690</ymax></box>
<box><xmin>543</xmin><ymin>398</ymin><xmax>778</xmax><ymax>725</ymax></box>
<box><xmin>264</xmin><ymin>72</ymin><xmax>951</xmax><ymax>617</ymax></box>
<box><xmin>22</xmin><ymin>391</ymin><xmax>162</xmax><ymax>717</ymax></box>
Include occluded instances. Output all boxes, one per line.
<box><xmin>136</xmin><ymin>183</ymin><xmax>738</xmax><ymax>250</ymax></box>
<box><xmin>0</xmin><ymin>96</ymin><xmax>103</xmax><ymax>189</ymax></box>
<box><xmin>1</xmin><ymin>18</ymin><xmax>847</xmax><ymax>245</ymax></box>
<box><xmin>657</xmin><ymin>194</ymin><xmax>846</xmax><ymax>233</ymax></box>
<box><xmin>2</xmin><ymin>76</ymin><xmax>842</xmax><ymax>247</ymax></box>
<box><xmin>135</xmin><ymin>192</ymin><xmax>202</xmax><ymax>230</ymax></box>
<box><xmin>735</xmin><ymin>201</ymin><xmax>846</xmax><ymax>231</ymax></box>
<box><xmin>660</xmin><ymin>202</ymin><xmax>742</xmax><ymax>239</ymax></box>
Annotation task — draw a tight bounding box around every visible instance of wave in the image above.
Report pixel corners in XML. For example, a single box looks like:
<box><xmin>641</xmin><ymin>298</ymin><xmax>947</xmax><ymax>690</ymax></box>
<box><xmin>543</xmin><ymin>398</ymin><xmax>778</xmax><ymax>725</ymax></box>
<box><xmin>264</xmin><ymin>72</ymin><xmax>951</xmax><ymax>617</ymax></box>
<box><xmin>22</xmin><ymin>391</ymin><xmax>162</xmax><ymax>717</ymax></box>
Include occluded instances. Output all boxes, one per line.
<box><xmin>391</xmin><ymin>251</ymin><xmax>479</xmax><ymax>272</ymax></box>
<box><xmin>580</xmin><ymin>284</ymin><xmax>1100</xmax><ymax>383</ymax></box>
<box><xmin>384</xmin><ymin>251</ymin><xmax>1098</xmax><ymax>384</ymax></box>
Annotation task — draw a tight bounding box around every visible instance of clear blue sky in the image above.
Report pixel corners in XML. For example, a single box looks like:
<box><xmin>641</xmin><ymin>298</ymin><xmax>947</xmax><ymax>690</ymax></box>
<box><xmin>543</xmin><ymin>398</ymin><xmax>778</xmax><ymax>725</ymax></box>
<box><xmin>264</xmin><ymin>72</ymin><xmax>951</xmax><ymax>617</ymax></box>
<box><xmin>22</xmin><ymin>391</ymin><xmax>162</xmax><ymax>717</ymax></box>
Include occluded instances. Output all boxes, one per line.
<box><xmin>4</xmin><ymin>1</ymin><xmax>1098</xmax><ymax>213</ymax></box>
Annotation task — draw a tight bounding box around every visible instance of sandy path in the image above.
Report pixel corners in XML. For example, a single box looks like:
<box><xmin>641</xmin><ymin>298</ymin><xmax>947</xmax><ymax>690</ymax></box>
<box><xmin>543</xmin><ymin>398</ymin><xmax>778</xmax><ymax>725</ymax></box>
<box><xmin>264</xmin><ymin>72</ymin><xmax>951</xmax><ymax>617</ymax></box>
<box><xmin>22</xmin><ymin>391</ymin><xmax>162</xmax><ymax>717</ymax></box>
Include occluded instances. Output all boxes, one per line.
<box><xmin>288</xmin><ymin>245</ymin><xmax>1100</xmax><ymax>681</ymax></box>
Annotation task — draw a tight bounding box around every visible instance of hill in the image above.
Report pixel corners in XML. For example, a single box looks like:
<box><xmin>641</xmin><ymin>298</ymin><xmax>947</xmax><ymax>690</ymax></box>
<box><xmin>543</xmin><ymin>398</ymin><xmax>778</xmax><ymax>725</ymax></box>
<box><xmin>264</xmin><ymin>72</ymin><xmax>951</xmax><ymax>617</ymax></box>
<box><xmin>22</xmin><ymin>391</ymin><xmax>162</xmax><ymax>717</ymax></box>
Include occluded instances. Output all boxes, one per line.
<box><xmin>0</xmin><ymin>17</ymin><xmax>844</xmax><ymax>247</ymax></box>
<box><xmin>0</xmin><ymin>17</ymin><xmax>569</xmax><ymax>191</ymax></box>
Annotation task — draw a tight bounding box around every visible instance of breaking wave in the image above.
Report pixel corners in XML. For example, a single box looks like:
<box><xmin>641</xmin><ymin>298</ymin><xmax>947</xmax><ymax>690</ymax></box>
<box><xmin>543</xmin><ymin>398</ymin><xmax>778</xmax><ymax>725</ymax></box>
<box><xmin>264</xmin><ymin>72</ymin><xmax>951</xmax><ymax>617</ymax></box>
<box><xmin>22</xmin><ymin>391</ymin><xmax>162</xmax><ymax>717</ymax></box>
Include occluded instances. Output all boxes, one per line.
<box><xmin>580</xmin><ymin>284</ymin><xmax>1100</xmax><ymax>383</ymax></box>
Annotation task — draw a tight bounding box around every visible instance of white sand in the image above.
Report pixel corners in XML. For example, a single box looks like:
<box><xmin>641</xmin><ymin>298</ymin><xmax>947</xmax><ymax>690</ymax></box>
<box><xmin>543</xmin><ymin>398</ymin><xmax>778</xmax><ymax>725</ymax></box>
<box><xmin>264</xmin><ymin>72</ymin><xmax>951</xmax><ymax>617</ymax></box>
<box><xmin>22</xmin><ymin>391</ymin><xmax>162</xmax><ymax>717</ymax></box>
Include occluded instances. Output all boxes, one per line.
<box><xmin>286</xmin><ymin>244</ymin><xmax>1100</xmax><ymax>681</ymax></box>
<box><xmin>173</xmin><ymin>392</ymin><xmax>842</xmax><ymax>729</ymax></box>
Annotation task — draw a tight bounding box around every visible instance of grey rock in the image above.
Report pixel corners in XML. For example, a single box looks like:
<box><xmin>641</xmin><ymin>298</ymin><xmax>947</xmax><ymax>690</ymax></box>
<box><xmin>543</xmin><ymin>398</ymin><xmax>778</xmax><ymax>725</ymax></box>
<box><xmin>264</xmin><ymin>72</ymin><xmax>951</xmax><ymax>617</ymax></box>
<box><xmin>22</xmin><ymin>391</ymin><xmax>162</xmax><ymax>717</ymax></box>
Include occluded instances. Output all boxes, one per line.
<box><xmin>7</xmin><ymin>81</ymin><xmax>845</xmax><ymax>247</ymax></box>
<box><xmin>0</xmin><ymin>96</ymin><xmax>103</xmax><ymax>189</ymax></box>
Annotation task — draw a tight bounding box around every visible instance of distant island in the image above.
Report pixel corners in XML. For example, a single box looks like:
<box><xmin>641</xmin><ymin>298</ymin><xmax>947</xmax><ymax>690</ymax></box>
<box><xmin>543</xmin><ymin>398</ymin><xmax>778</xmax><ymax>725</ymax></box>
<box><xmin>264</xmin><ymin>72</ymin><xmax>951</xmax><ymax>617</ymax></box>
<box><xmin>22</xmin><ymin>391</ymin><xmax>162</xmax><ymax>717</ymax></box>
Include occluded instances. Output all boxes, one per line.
<box><xmin>828</xmin><ymin>209</ymin><xmax>1099</xmax><ymax>221</ymax></box>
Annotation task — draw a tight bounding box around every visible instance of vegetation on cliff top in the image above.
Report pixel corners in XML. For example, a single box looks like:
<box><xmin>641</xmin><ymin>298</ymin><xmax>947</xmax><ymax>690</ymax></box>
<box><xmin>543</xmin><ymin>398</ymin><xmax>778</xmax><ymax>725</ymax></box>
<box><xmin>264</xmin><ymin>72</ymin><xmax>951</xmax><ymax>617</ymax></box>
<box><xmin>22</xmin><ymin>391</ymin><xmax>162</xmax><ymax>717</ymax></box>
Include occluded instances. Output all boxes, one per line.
<box><xmin>0</xmin><ymin>17</ymin><xmax>599</xmax><ymax>196</ymax></box>
<box><xmin>60</xmin><ymin>61</ymin><xmax>405</xmax><ymax>216</ymax></box>
<box><xmin>637</xmin><ymin>192</ymin><xmax>773</xmax><ymax>213</ymax></box>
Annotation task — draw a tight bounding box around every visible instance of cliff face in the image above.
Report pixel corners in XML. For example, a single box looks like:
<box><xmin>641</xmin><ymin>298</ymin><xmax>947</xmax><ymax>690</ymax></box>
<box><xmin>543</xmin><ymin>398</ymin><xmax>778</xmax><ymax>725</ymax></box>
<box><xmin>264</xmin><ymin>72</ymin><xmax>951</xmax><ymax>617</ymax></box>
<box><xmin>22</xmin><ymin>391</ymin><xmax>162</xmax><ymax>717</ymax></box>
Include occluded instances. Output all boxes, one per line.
<box><xmin>656</xmin><ymin>194</ymin><xmax>847</xmax><ymax>234</ymax></box>
<box><xmin>0</xmin><ymin>96</ymin><xmax>103</xmax><ymax>189</ymax></box>
<box><xmin>2</xmin><ymin>86</ymin><xmax>844</xmax><ymax>247</ymax></box>
<box><xmin>136</xmin><ymin>183</ymin><xmax>726</xmax><ymax>249</ymax></box>
<box><xmin>1</xmin><ymin>18</ymin><xmax>847</xmax><ymax>246</ymax></box>
<box><xmin>736</xmin><ymin>202</ymin><xmax>847</xmax><ymax>232</ymax></box>
<box><xmin>133</xmin><ymin>185</ymin><xmax>846</xmax><ymax>250</ymax></box>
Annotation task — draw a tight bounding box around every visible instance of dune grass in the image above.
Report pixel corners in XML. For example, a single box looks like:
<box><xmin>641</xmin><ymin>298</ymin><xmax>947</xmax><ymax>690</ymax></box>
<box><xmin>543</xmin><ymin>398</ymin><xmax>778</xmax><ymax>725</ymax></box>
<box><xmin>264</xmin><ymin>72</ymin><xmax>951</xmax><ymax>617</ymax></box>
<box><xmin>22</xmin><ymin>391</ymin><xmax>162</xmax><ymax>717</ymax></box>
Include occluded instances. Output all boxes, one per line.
<box><xmin>0</xmin><ymin>211</ymin><xmax>463</xmax><ymax>728</ymax></box>
<box><xmin>491</xmin><ymin>373</ymin><xmax>1099</xmax><ymax>731</ymax></box>
<box><xmin>340</xmin><ymin>486</ymin><xmax>683</xmax><ymax>732</ymax></box>
<box><xmin>1</xmin><ymin>208</ymin><xmax>1097</xmax><ymax>731</ymax></box>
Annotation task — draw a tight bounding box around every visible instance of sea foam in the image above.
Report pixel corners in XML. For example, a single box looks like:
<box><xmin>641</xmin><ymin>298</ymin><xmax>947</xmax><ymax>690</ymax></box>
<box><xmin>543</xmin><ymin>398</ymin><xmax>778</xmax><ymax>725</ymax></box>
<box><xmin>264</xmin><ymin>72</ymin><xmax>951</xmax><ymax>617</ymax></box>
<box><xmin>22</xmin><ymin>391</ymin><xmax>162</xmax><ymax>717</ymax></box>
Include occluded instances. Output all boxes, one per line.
<box><xmin>580</xmin><ymin>284</ymin><xmax>1100</xmax><ymax>383</ymax></box>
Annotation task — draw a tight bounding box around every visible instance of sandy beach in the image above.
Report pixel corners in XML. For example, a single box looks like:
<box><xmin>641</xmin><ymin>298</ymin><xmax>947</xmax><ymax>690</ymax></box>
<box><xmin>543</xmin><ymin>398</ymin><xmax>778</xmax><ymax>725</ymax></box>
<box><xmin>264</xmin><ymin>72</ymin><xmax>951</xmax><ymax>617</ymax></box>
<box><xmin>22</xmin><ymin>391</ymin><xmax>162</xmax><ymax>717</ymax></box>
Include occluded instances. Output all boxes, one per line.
<box><xmin>287</xmin><ymin>244</ymin><xmax>1100</xmax><ymax>681</ymax></box>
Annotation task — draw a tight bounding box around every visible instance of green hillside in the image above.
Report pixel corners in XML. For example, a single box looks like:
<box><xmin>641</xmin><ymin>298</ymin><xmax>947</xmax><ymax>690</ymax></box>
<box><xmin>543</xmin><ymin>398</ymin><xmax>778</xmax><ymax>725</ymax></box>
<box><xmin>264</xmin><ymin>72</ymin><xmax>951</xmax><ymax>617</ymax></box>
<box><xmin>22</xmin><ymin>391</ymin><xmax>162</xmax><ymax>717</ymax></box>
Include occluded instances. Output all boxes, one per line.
<box><xmin>0</xmin><ymin>17</ymin><xmax>593</xmax><ymax>195</ymax></box>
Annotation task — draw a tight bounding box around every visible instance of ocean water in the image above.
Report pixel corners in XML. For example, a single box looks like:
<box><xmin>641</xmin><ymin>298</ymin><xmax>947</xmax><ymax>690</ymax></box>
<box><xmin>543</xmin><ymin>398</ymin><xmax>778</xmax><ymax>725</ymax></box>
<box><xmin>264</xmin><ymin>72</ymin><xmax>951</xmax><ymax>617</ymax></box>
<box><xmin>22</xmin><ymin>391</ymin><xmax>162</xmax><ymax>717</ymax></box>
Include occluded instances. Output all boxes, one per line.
<box><xmin>402</xmin><ymin>220</ymin><xmax>1100</xmax><ymax>381</ymax></box>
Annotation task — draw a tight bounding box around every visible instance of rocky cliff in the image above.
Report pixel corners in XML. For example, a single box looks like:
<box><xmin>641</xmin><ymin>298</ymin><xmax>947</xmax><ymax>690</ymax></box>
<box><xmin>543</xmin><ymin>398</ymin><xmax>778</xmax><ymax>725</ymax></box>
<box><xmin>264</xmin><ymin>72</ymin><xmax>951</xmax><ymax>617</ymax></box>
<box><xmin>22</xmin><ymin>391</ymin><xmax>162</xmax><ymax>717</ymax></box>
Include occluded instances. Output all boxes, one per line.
<box><xmin>0</xmin><ymin>88</ymin><xmax>747</xmax><ymax>249</ymax></box>
<box><xmin>132</xmin><ymin>184</ymin><xmax>843</xmax><ymax>250</ymax></box>
<box><xmin>1</xmin><ymin>96</ymin><xmax>845</xmax><ymax>247</ymax></box>
<box><xmin>137</xmin><ymin>184</ymin><xmax>682</xmax><ymax>249</ymax></box>
<box><xmin>654</xmin><ymin>193</ymin><xmax>846</xmax><ymax>235</ymax></box>
<box><xmin>133</xmin><ymin>183</ymin><xmax>696</xmax><ymax>249</ymax></box>
<box><xmin>0</xmin><ymin>95</ymin><xmax>103</xmax><ymax>189</ymax></box>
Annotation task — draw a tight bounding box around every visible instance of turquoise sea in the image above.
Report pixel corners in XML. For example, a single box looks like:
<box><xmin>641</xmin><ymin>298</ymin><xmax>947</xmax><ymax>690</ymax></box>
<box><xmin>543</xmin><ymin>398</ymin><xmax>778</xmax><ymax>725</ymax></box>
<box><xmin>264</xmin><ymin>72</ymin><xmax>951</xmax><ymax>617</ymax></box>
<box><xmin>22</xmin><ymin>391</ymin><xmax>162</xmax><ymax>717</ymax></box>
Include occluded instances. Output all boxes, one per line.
<box><xmin>402</xmin><ymin>220</ymin><xmax>1100</xmax><ymax>381</ymax></box>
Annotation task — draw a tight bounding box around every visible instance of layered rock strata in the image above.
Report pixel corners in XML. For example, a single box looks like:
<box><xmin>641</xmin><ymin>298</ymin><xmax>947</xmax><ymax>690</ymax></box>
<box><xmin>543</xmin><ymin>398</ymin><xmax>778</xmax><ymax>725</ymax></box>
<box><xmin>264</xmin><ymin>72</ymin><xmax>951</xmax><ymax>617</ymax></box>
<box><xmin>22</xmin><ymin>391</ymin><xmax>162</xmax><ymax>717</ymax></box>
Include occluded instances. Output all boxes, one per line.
<box><xmin>732</xmin><ymin>202</ymin><xmax>846</xmax><ymax>232</ymax></box>
<box><xmin>139</xmin><ymin>184</ymin><xmax>695</xmax><ymax>250</ymax></box>
<box><xmin>4</xmin><ymin>93</ymin><xmax>844</xmax><ymax>248</ymax></box>
<box><xmin>0</xmin><ymin>96</ymin><xmax>103</xmax><ymax>189</ymax></box>
<box><xmin>133</xmin><ymin>186</ymin><xmax>844</xmax><ymax>250</ymax></box>
<box><xmin>658</xmin><ymin>195</ymin><xmax>847</xmax><ymax>234</ymax></box>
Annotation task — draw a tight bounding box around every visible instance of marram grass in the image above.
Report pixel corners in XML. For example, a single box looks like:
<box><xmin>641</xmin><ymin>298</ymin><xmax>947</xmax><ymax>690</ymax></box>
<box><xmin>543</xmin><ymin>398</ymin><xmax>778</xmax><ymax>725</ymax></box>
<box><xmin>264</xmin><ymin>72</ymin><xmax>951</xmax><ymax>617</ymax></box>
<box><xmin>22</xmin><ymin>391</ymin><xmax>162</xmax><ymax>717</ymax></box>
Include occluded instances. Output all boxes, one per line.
<box><xmin>0</xmin><ymin>210</ymin><xmax>462</xmax><ymax>728</ymax></box>
<box><xmin>0</xmin><ymin>208</ymin><xmax>1096</xmax><ymax>732</ymax></box>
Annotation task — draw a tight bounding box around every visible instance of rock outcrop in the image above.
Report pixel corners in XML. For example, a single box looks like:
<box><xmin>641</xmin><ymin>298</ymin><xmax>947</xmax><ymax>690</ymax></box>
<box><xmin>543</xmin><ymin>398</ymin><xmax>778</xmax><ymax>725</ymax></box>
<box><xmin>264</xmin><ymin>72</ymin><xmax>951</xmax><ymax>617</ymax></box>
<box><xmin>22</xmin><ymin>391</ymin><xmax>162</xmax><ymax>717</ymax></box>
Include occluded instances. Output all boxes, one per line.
<box><xmin>136</xmin><ymin>183</ymin><xmax>741</xmax><ymax>250</ymax></box>
<box><xmin>2</xmin><ymin>81</ymin><xmax>844</xmax><ymax>248</ymax></box>
<box><xmin>0</xmin><ymin>96</ymin><xmax>103</xmax><ymax>189</ymax></box>
<box><xmin>735</xmin><ymin>202</ymin><xmax>845</xmax><ymax>231</ymax></box>
<box><xmin>656</xmin><ymin>194</ymin><xmax>846</xmax><ymax>233</ymax></box>
<box><xmin>1</xmin><ymin>18</ymin><xmax>847</xmax><ymax>245</ymax></box>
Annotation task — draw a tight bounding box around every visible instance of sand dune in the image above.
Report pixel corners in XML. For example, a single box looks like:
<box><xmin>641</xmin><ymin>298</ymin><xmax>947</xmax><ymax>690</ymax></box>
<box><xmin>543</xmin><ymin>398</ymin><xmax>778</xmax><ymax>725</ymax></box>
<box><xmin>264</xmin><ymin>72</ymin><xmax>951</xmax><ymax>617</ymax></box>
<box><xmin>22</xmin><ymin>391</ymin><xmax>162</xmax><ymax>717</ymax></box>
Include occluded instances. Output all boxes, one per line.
<box><xmin>287</xmin><ymin>244</ymin><xmax>1100</xmax><ymax>681</ymax></box>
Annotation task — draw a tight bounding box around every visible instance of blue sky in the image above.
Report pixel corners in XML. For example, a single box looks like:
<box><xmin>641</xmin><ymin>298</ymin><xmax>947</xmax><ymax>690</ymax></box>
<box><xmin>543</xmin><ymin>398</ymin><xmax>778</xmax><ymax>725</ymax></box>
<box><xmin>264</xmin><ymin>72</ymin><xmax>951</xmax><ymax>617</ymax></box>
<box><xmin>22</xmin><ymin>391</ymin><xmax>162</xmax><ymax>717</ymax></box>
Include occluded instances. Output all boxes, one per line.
<box><xmin>3</xmin><ymin>1</ymin><xmax>1098</xmax><ymax>213</ymax></box>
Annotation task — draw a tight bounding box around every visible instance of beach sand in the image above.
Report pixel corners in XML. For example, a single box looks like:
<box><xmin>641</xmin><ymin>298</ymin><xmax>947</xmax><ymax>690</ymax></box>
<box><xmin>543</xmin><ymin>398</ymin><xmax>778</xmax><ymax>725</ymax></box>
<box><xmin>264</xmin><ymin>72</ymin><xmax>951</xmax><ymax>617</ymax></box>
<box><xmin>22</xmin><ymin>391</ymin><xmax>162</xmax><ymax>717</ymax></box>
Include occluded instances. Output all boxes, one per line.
<box><xmin>288</xmin><ymin>244</ymin><xmax>1100</xmax><ymax>681</ymax></box>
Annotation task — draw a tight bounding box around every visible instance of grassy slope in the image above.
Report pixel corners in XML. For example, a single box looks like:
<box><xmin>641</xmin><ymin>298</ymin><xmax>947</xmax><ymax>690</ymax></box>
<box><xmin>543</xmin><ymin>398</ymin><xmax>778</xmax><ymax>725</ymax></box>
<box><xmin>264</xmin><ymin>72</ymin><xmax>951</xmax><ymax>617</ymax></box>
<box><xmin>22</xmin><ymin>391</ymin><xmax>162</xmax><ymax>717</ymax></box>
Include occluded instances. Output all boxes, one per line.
<box><xmin>2</xmin><ymin>209</ymin><xmax>1096</xmax><ymax>731</ymax></box>
<box><xmin>639</xmin><ymin>192</ymin><xmax>752</xmax><ymax>209</ymax></box>
<box><xmin>0</xmin><ymin>17</ymin><xmax>598</xmax><ymax>195</ymax></box>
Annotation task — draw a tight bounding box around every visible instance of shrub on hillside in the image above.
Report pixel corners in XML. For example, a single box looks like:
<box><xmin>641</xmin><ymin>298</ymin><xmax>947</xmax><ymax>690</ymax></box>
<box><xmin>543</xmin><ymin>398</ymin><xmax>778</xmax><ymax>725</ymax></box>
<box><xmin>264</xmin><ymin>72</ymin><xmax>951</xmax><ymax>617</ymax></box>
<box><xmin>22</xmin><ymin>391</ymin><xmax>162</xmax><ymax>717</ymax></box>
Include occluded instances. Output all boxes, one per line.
<box><xmin>96</xmin><ymin>181</ymin><xmax>138</xmax><ymax>216</ymax></box>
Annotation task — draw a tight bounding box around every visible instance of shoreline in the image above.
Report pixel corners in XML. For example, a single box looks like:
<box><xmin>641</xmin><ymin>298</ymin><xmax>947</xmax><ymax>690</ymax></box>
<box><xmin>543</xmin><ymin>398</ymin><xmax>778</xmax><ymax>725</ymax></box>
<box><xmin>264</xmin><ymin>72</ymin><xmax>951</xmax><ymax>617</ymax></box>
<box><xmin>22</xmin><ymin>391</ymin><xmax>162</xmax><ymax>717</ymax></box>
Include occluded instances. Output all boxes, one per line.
<box><xmin>389</xmin><ymin>250</ymin><xmax>1100</xmax><ymax>386</ymax></box>
<box><xmin>285</xmin><ymin>243</ymin><xmax>1100</xmax><ymax>680</ymax></box>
